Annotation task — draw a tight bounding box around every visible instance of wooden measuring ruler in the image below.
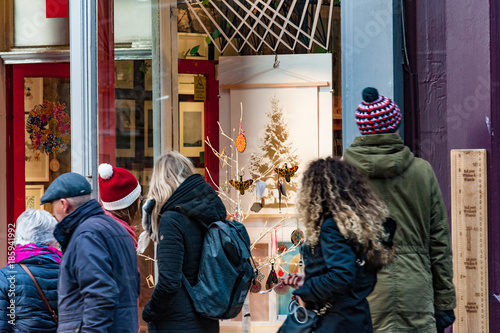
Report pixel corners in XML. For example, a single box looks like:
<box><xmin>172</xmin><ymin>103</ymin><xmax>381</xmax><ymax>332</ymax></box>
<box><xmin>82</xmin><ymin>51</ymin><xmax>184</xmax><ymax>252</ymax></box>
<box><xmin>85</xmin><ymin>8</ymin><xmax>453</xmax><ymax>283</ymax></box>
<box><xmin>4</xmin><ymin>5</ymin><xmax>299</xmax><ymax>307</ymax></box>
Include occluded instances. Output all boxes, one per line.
<box><xmin>451</xmin><ymin>150</ymin><xmax>488</xmax><ymax>333</ymax></box>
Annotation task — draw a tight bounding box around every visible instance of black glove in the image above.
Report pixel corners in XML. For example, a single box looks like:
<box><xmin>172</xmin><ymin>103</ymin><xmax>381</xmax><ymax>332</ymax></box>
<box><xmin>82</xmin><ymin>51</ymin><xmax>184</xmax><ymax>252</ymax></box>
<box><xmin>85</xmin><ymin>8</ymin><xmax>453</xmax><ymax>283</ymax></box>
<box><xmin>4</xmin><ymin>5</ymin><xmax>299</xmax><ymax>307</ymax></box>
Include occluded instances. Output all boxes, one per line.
<box><xmin>142</xmin><ymin>301</ymin><xmax>161</xmax><ymax>323</ymax></box>
<box><xmin>435</xmin><ymin>309</ymin><xmax>455</xmax><ymax>333</ymax></box>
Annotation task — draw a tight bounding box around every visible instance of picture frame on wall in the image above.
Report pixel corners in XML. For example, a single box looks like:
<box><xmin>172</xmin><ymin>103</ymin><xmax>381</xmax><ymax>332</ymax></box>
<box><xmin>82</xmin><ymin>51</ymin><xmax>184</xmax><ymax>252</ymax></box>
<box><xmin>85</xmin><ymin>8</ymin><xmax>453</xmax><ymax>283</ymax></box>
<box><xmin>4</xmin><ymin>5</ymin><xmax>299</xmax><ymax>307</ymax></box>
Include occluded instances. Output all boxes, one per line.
<box><xmin>115</xmin><ymin>60</ymin><xmax>134</xmax><ymax>89</ymax></box>
<box><xmin>25</xmin><ymin>185</ymin><xmax>45</xmax><ymax>210</ymax></box>
<box><xmin>25</xmin><ymin>114</ymin><xmax>50</xmax><ymax>182</ymax></box>
<box><xmin>24</xmin><ymin>77</ymin><xmax>43</xmax><ymax>112</ymax></box>
<box><xmin>144</xmin><ymin>100</ymin><xmax>154</xmax><ymax>157</ymax></box>
<box><xmin>115</xmin><ymin>99</ymin><xmax>136</xmax><ymax>158</ymax></box>
<box><xmin>179</xmin><ymin>101</ymin><xmax>204</xmax><ymax>158</ymax></box>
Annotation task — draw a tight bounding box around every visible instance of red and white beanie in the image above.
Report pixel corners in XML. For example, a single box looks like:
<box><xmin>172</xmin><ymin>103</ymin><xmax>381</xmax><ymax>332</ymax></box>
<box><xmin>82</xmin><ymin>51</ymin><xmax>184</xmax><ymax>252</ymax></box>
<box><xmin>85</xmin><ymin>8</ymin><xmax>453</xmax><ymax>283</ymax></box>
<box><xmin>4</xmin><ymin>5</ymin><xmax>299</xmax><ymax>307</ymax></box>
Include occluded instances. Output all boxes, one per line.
<box><xmin>355</xmin><ymin>87</ymin><xmax>402</xmax><ymax>135</ymax></box>
<box><xmin>98</xmin><ymin>163</ymin><xmax>141</xmax><ymax>211</ymax></box>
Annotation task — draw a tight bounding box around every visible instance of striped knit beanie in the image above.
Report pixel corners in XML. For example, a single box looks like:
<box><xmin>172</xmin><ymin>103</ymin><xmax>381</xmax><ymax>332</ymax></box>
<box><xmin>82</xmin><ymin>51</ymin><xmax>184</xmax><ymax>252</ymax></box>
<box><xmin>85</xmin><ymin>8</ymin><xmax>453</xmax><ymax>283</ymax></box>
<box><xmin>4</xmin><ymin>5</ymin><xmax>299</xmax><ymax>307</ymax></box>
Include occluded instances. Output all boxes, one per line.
<box><xmin>355</xmin><ymin>87</ymin><xmax>402</xmax><ymax>135</ymax></box>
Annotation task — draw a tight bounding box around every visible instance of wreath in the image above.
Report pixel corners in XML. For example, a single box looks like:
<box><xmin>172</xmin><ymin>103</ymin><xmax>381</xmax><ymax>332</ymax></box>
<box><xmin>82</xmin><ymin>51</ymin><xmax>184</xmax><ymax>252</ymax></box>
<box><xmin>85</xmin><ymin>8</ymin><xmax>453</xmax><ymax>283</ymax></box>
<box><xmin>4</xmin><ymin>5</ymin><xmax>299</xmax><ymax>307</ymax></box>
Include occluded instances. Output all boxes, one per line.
<box><xmin>26</xmin><ymin>100</ymin><xmax>70</xmax><ymax>154</ymax></box>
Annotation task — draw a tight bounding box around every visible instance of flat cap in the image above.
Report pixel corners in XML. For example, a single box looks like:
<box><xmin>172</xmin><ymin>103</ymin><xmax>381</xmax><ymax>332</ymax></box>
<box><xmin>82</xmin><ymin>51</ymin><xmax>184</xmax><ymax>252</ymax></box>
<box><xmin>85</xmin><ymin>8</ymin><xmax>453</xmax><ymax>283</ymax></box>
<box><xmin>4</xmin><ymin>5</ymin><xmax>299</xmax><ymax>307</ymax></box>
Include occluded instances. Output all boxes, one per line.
<box><xmin>40</xmin><ymin>172</ymin><xmax>92</xmax><ymax>204</ymax></box>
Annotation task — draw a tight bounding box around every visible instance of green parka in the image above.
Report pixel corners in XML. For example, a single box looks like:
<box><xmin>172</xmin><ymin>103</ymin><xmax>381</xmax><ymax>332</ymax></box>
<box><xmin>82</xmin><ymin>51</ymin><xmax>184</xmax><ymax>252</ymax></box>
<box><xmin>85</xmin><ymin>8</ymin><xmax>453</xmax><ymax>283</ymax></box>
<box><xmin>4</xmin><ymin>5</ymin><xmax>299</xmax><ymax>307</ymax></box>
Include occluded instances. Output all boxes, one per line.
<box><xmin>344</xmin><ymin>133</ymin><xmax>456</xmax><ymax>333</ymax></box>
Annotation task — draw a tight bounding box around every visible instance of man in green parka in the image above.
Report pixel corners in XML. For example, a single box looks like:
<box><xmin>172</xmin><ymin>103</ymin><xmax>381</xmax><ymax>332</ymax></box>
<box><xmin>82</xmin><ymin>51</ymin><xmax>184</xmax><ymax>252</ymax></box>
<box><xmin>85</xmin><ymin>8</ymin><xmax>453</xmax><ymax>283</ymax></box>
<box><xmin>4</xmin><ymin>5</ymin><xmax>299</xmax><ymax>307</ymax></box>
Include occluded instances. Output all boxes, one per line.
<box><xmin>343</xmin><ymin>87</ymin><xmax>456</xmax><ymax>333</ymax></box>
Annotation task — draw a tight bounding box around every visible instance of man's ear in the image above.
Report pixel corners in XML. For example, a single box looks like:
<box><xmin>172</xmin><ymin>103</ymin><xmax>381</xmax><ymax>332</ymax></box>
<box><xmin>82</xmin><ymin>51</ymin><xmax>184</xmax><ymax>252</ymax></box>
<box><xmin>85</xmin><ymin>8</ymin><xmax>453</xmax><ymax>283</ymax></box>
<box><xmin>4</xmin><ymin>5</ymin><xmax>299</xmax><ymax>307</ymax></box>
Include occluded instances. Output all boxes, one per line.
<box><xmin>60</xmin><ymin>198</ymin><xmax>71</xmax><ymax>215</ymax></box>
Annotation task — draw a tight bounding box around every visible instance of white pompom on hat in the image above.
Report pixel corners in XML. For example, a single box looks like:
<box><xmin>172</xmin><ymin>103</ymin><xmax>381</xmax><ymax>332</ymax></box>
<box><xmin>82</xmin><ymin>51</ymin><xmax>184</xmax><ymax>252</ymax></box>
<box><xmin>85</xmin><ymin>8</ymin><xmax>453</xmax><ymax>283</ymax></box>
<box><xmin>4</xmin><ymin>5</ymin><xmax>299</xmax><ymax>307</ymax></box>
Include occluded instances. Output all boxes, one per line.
<box><xmin>98</xmin><ymin>163</ymin><xmax>141</xmax><ymax>211</ymax></box>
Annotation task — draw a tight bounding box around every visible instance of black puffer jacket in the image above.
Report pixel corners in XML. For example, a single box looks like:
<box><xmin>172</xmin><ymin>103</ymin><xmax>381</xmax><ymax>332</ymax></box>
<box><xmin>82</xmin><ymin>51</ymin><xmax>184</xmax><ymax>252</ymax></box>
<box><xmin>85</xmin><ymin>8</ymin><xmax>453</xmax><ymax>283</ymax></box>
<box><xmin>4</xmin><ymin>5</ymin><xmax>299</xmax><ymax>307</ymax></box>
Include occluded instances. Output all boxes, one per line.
<box><xmin>294</xmin><ymin>217</ymin><xmax>377</xmax><ymax>333</ymax></box>
<box><xmin>143</xmin><ymin>174</ymin><xmax>226</xmax><ymax>332</ymax></box>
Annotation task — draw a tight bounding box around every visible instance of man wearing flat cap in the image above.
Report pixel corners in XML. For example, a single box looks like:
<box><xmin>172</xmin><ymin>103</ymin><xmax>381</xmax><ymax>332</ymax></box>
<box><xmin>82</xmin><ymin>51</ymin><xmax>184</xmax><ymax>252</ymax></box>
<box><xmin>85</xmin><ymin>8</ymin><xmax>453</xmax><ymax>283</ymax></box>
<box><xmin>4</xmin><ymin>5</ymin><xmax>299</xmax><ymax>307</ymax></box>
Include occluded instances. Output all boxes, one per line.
<box><xmin>41</xmin><ymin>172</ymin><xmax>140</xmax><ymax>332</ymax></box>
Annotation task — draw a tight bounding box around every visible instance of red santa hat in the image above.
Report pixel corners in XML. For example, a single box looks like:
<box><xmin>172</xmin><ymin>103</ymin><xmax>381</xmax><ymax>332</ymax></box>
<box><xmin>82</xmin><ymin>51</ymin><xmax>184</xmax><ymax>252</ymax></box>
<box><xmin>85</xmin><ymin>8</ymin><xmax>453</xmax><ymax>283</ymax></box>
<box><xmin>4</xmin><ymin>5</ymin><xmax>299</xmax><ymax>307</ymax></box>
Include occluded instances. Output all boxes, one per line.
<box><xmin>98</xmin><ymin>163</ymin><xmax>141</xmax><ymax>211</ymax></box>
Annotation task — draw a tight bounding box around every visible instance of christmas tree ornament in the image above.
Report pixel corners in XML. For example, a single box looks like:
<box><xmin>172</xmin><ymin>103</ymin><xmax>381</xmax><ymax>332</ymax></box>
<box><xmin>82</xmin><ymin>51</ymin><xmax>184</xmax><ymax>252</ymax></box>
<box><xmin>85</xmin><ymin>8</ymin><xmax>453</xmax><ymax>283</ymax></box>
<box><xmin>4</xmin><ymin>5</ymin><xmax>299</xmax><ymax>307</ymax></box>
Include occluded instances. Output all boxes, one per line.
<box><xmin>219</xmin><ymin>147</ymin><xmax>228</xmax><ymax>168</ymax></box>
<box><xmin>250</xmin><ymin>180</ymin><xmax>267</xmax><ymax>212</ymax></box>
<box><xmin>266</xmin><ymin>262</ymin><xmax>279</xmax><ymax>290</ymax></box>
<box><xmin>229</xmin><ymin>175</ymin><xmax>253</xmax><ymax>195</ymax></box>
<box><xmin>236</xmin><ymin>133</ymin><xmax>247</xmax><ymax>153</ymax></box>
<box><xmin>250</xmin><ymin>280</ymin><xmax>262</xmax><ymax>293</ymax></box>
<box><xmin>278</xmin><ymin>180</ymin><xmax>287</xmax><ymax>196</ymax></box>
<box><xmin>278</xmin><ymin>268</ymin><xmax>285</xmax><ymax>277</ymax></box>
<box><xmin>289</xmin><ymin>253</ymin><xmax>301</xmax><ymax>273</ymax></box>
<box><xmin>291</xmin><ymin>229</ymin><xmax>304</xmax><ymax>246</ymax></box>
<box><xmin>274</xmin><ymin>283</ymin><xmax>290</xmax><ymax>295</ymax></box>
<box><xmin>275</xmin><ymin>163</ymin><xmax>299</xmax><ymax>183</ymax></box>
<box><xmin>250</xmin><ymin>202</ymin><xmax>263</xmax><ymax>212</ymax></box>
<box><xmin>277</xmin><ymin>243</ymin><xmax>288</xmax><ymax>254</ymax></box>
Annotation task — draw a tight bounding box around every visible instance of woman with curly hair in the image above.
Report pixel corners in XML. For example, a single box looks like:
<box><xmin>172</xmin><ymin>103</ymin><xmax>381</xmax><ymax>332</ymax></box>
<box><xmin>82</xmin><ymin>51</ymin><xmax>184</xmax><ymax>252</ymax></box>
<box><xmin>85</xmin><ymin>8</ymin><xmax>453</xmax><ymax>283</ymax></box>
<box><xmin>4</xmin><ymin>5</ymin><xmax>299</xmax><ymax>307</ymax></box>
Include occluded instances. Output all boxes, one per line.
<box><xmin>281</xmin><ymin>157</ymin><xmax>395</xmax><ymax>333</ymax></box>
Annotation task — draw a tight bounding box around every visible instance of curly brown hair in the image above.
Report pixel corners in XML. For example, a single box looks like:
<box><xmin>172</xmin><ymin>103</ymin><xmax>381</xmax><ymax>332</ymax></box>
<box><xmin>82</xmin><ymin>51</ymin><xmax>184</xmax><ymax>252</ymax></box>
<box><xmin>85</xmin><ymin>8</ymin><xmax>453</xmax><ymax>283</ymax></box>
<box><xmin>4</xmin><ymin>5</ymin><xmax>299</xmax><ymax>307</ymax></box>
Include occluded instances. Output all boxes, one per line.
<box><xmin>297</xmin><ymin>157</ymin><xmax>394</xmax><ymax>272</ymax></box>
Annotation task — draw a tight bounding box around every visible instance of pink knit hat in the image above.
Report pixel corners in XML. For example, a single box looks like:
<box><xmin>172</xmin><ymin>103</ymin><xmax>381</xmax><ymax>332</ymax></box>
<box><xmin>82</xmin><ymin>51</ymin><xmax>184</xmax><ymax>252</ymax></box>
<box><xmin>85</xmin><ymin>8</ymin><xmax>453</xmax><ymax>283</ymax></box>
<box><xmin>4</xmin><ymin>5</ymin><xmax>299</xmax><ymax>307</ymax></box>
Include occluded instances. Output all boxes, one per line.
<box><xmin>98</xmin><ymin>163</ymin><xmax>141</xmax><ymax>211</ymax></box>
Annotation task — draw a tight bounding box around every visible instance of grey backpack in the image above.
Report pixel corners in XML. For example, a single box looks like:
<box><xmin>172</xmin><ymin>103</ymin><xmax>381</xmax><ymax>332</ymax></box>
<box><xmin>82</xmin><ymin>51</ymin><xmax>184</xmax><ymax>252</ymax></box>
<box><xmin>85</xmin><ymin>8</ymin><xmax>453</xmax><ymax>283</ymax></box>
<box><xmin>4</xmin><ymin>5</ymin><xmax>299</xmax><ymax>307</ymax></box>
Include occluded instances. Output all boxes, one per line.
<box><xmin>182</xmin><ymin>219</ymin><xmax>255</xmax><ymax>319</ymax></box>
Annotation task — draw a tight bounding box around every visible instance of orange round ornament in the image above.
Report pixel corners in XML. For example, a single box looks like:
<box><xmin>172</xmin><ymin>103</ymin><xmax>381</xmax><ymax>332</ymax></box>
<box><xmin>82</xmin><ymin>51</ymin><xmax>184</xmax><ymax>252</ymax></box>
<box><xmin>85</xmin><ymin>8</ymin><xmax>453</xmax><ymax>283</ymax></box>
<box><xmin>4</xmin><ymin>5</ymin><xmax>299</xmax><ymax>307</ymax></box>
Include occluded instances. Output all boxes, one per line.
<box><xmin>236</xmin><ymin>133</ymin><xmax>247</xmax><ymax>153</ymax></box>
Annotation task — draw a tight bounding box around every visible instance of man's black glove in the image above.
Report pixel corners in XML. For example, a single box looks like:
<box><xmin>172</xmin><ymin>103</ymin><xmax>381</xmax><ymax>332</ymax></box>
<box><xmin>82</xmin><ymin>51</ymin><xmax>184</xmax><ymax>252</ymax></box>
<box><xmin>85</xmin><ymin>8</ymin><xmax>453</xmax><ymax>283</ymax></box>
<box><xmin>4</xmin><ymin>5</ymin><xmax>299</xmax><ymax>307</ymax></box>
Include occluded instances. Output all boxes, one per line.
<box><xmin>435</xmin><ymin>309</ymin><xmax>455</xmax><ymax>333</ymax></box>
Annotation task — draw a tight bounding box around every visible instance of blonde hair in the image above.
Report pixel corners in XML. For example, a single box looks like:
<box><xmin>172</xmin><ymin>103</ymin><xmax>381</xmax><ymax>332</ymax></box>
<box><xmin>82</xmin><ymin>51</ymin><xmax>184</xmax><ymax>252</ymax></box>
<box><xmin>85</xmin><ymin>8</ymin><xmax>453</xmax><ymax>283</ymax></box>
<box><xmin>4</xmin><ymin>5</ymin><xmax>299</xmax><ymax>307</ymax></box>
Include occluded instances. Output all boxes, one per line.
<box><xmin>137</xmin><ymin>151</ymin><xmax>195</xmax><ymax>252</ymax></box>
<box><xmin>297</xmin><ymin>157</ymin><xmax>393</xmax><ymax>272</ymax></box>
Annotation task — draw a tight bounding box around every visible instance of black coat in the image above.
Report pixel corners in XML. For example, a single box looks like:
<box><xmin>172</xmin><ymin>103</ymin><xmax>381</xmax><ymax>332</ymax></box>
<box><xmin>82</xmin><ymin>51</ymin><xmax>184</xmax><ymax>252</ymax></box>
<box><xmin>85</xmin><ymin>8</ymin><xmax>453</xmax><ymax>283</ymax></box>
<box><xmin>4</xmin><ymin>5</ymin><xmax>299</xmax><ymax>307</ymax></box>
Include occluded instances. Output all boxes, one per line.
<box><xmin>143</xmin><ymin>174</ymin><xmax>226</xmax><ymax>332</ymax></box>
<box><xmin>0</xmin><ymin>256</ymin><xmax>59</xmax><ymax>332</ymax></box>
<box><xmin>294</xmin><ymin>218</ymin><xmax>377</xmax><ymax>333</ymax></box>
<box><xmin>53</xmin><ymin>200</ymin><xmax>140</xmax><ymax>333</ymax></box>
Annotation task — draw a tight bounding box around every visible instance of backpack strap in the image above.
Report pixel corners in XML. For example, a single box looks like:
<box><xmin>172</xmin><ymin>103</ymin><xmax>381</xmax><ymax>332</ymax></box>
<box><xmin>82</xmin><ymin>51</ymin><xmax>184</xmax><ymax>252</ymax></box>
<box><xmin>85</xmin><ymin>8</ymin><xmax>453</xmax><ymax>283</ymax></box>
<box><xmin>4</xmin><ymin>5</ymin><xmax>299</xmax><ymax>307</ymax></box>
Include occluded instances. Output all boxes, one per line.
<box><xmin>19</xmin><ymin>263</ymin><xmax>58</xmax><ymax>324</ymax></box>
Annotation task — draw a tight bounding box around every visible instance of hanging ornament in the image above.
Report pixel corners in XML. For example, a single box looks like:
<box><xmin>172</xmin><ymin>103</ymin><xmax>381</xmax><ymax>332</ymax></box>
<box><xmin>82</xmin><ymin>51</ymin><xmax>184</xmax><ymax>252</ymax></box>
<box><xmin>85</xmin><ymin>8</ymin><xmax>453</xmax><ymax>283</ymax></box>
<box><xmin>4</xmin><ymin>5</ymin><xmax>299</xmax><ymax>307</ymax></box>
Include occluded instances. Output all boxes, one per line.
<box><xmin>274</xmin><ymin>283</ymin><xmax>290</xmax><ymax>295</ymax></box>
<box><xmin>278</xmin><ymin>180</ymin><xmax>287</xmax><ymax>197</ymax></box>
<box><xmin>250</xmin><ymin>280</ymin><xmax>262</xmax><ymax>293</ymax></box>
<box><xmin>146</xmin><ymin>274</ymin><xmax>155</xmax><ymax>288</ymax></box>
<box><xmin>274</xmin><ymin>163</ymin><xmax>299</xmax><ymax>183</ymax></box>
<box><xmin>278</xmin><ymin>268</ymin><xmax>285</xmax><ymax>277</ymax></box>
<box><xmin>49</xmin><ymin>157</ymin><xmax>60</xmax><ymax>172</ymax></box>
<box><xmin>266</xmin><ymin>263</ymin><xmax>279</xmax><ymax>290</ymax></box>
<box><xmin>289</xmin><ymin>253</ymin><xmax>301</xmax><ymax>274</ymax></box>
<box><xmin>250</xmin><ymin>180</ymin><xmax>267</xmax><ymax>212</ymax></box>
<box><xmin>229</xmin><ymin>175</ymin><xmax>253</xmax><ymax>195</ymax></box>
<box><xmin>236</xmin><ymin>133</ymin><xmax>247</xmax><ymax>153</ymax></box>
<box><xmin>236</xmin><ymin>118</ymin><xmax>247</xmax><ymax>153</ymax></box>
<box><xmin>291</xmin><ymin>229</ymin><xmax>305</xmax><ymax>246</ymax></box>
<box><xmin>256</xmin><ymin>270</ymin><xmax>265</xmax><ymax>282</ymax></box>
<box><xmin>277</xmin><ymin>243</ymin><xmax>288</xmax><ymax>254</ymax></box>
<box><xmin>219</xmin><ymin>147</ymin><xmax>229</xmax><ymax>168</ymax></box>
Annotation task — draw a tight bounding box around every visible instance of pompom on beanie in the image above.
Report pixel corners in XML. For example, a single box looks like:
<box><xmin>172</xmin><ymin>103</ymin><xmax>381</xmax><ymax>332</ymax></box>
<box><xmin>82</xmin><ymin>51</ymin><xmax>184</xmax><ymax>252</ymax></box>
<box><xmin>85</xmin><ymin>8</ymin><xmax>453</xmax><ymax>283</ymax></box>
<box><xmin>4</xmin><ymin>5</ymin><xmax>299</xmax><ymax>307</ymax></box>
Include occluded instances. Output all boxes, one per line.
<box><xmin>98</xmin><ymin>163</ymin><xmax>141</xmax><ymax>211</ymax></box>
<box><xmin>355</xmin><ymin>87</ymin><xmax>402</xmax><ymax>135</ymax></box>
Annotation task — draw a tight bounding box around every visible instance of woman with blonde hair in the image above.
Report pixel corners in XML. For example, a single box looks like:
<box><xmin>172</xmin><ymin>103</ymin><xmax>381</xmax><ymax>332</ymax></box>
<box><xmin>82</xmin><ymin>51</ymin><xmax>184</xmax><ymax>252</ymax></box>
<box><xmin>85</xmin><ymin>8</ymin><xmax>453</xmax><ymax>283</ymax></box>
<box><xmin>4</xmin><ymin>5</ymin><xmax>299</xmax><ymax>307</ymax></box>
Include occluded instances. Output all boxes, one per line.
<box><xmin>281</xmin><ymin>157</ymin><xmax>395</xmax><ymax>333</ymax></box>
<box><xmin>138</xmin><ymin>151</ymin><xmax>225</xmax><ymax>332</ymax></box>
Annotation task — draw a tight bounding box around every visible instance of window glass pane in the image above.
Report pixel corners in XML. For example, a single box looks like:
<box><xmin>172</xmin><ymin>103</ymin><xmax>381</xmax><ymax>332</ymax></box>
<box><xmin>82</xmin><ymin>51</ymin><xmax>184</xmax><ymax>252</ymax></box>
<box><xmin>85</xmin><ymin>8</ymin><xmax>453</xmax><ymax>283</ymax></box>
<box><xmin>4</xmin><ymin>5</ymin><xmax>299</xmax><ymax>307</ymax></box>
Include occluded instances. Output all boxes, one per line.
<box><xmin>25</xmin><ymin>77</ymin><xmax>71</xmax><ymax>214</ymax></box>
<box><xmin>98</xmin><ymin>59</ymin><xmax>154</xmax><ymax>331</ymax></box>
<box><xmin>14</xmin><ymin>0</ymin><xmax>69</xmax><ymax>47</ymax></box>
<box><xmin>178</xmin><ymin>75</ymin><xmax>206</xmax><ymax>176</ymax></box>
<box><xmin>114</xmin><ymin>0</ymin><xmax>152</xmax><ymax>46</ymax></box>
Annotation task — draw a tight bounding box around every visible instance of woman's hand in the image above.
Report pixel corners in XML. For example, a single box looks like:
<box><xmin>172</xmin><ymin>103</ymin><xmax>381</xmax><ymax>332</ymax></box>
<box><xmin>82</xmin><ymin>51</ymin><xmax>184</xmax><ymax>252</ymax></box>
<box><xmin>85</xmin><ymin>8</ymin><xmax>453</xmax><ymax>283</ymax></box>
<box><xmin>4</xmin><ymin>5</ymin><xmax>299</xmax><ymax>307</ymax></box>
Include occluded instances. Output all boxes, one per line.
<box><xmin>282</xmin><ymin>273</ymin><xmax>305</xmax><ymax>289</ymax></box>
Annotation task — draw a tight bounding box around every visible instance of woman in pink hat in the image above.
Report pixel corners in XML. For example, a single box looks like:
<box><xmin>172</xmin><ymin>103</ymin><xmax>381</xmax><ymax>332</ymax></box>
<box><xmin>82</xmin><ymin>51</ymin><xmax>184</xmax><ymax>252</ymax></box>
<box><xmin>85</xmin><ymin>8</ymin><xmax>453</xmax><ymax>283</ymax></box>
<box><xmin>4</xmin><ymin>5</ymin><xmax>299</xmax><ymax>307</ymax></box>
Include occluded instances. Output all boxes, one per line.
<box><xmin>98</xmin><ymin>163</ymin><xmax>142</xmax><ymax>249</ymax></box>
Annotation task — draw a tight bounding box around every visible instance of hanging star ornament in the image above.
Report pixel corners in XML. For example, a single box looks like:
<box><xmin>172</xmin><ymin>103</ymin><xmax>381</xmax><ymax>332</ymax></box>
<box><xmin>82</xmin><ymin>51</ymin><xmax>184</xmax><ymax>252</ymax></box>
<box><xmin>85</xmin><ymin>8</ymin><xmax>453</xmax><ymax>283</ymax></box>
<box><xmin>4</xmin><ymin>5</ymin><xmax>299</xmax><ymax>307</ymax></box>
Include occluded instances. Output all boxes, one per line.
<box><xmin>274</xmin><ymin>163</ymin><xmax>299</xmax><ymax>183</ymax></box>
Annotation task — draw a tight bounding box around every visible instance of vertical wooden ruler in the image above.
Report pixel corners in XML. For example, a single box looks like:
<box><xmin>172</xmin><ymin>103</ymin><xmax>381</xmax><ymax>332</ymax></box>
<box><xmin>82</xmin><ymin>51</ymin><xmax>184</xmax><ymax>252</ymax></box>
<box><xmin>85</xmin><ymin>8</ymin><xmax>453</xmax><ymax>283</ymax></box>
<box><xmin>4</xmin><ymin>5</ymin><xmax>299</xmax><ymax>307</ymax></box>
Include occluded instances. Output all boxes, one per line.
<box><xmin>451</xmin><ymin>149</ymin><xmax>489</xmax><ymax>333</ymax></box>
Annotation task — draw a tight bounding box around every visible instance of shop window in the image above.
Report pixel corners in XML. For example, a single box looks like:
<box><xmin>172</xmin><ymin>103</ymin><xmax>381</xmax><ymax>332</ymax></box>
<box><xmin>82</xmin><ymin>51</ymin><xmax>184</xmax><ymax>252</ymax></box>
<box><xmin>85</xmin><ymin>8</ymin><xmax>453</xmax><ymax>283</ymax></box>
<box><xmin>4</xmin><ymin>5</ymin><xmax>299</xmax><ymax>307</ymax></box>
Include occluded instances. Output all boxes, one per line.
<box><xmin>98</xmin><ymin>59</ymin><xmax>154</xmax><ymax>331</ymax></box>
<box><xmin>24</xmin><ymin>76</ymin><xmax>71</xmax><ymax>215</ymax></box>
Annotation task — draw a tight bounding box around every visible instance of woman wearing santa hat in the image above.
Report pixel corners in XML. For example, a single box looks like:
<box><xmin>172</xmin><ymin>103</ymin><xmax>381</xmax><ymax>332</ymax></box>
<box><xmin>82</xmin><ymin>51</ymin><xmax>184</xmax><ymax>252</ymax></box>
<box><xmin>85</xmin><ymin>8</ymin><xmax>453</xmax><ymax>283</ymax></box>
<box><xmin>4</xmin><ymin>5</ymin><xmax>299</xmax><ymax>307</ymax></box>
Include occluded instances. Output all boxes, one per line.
<box><xmin>98</xmin><ymin>163</ymin><xmax>142</xmax><ymax>249</ymax></box>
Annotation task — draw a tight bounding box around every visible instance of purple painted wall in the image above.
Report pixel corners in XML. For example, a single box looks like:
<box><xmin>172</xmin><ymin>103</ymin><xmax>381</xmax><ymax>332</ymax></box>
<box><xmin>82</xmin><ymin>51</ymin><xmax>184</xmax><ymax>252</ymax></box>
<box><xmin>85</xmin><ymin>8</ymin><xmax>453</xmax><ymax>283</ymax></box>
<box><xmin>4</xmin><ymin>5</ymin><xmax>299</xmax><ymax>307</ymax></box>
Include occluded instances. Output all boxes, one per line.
<box><xmin>489</xmin><ymin>0</ymin><xmax>500</xmax><ymax>330</ymax></box>
<box><xmin>405</xmin><ymin>0</ymin><xmax>500</xmax><ymax>331</ymax></box>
